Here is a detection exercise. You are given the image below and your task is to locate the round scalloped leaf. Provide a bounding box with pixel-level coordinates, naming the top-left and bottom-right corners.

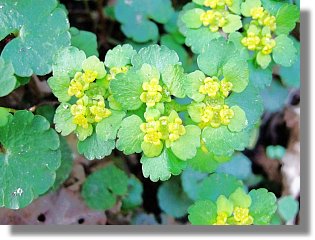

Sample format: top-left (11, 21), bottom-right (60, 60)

top-left (95, 111), bottom-right (126, 141)
top-left (81, 164), bottom-right (129, 210)
top-left (188, 200), bottom-right (217, 225)
top-left (47, 75), bottom-right (71, 103)
top-left (197, 173), bottom-right (243, 201)
top-left (52, 46), bottom-right (86, 78)
top-left (277, 196), bottom-right (299, 222)
top-left (248, 60), bottom-right (272, 89)
top-left (158, 178), bottom-right (193, 218)
top-left (184, 70), bottom-right (206, 102)
top-left (77, 133), bottom-right (115, 160)
top-left (131, 45), bottom-right (180, 73)
top-left (105, 44), bottom-right (137, 68)
top-left (0, 0), bottom-right (70, 76)
top-left (184, 28), bottom-right (222, 54)
top-left (116, 115), bottom-right (144, 155)
top-left (273, 35), bottom-right (297, 67)
top-left (222, 14), bottom-right (242, 33)
top-left (0, 111), bottom-right (61, 209)
top-left (171, 125), bottom-right (201, 160)
top-left (275, 4), bottom-right (300, 35)
top-left (228, 106), bottom-right (248, 132)
top-left (110, 69), bottom-right (144, 111)
top-left (229, 0), bottom-right (242, 14)
top-left (54, 103), bottom-right (77, 136)
top-left (256, 51), bottom-right (272, 69)
top-left (140, 147), bottom-right (187, 182)
top-left (114, 0), bottom-right (174, 42)
top-left (249, 188), bottom-right (277, 225)
top-left (82, 56), bottom-right (106, 79)
top-left (181, 167), bottom-right (208, 201)
top-left (181, 8), bottom-right (204, 29)
top-left (228, 188), bottom-right (252, 208)
top-left (122, 175), bottom-right (143, 211)
top-left (0, 57), bottom-right (17, 97)
top-left (70, 27), bottom-right (99, 57)
top-left (161, 64), bottom-right (186, 98)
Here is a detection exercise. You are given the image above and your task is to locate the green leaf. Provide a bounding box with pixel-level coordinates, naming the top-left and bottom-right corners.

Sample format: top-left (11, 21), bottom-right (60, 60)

top-left (228, 106), bottom-right (248, 132)
top-left (122, 175), bottom-right (143, 211)
top-left (229, 0), bottom-right (242, 14)
top-left (275, 4), bottom-right (300, 35)
top-left (0, 0), bottom-right (70, 76)
top-left (35, 105), bottom-right (55, 125)
top-left (116, 115), bottom-right (144, 155)
top-left (216, 153), bottom-right (252, 180)
top-left (52, 46), bottom-right (86, 77)
top-left (132, 45), bottom-right (180, 73)
top-left (158, 178), bottom-right (192, 218)
top-left (277, 196), bottom-right (299, 222)
top-left (261, 80), bottom-right (288, 113)
top-left (70, 27), bottom-right (99, 57)
top-left (95, 111), bottom-right (126, 141)
top-left (273, 35), bottom-right (297, 67)
top-left (0, 111), bottom-right (61, 209)
top-left (222, 14), bottom-right (242, 33)
top-left (188, 200), bottom-right (217, 225)
top-left (105, 44), bottom-right (137, 68)
top-left (184, 28), bottom-right (221, 54)
top-left (75, 125), bottom-right (93, 141)
top-left (47, 75), bottom-right (71, 102)
top-left (0, 57), bottom-right (17, 97)
top-left (114, 0), bottom-right (174, 42)
top-left (181, 8), bottom-right (204, 29)
top-left (197, 173), bottom-right (243, 201)
top-left (184, 70), bottom-right (206, 102)
top-left (249, 188), bottom-right (277, 225)
top-left (181, 167), bottom-right (208, 201)
top-left (77, 133), bottom-right (115, 160)
top-left (171, 125), bottom-right (201, 160)
top-left (0, 108), bottom-right (10, 127)
top-left (256, 51), bottom-right (272, 69)
top-left (110, 69), bottom-right (144, 111)
top-left (228, 188), bottom-right (252, 208)
top-left (52, 136), bottom-right (74, 191)
top-left (241, 0), bottom-right (262, 17)
top-left (54, 103), bottom-right (77, 136)
top-left (81, 164), bottom-right (129, 210)
top-left (140, 147), bottom-right (187, 182)
top-left (228, 32), bottom-right (250, 59)
top-left (192, 0), bottom-right (205, 5)
top-left (161, 64), bottom-right (185, 98)
top-left (223, 57), bottom-right (249, 93)
top-left (248, 60), bottom-right (273, 89)
top-left (82, 56), bottom-right (106, 79)
top-left (279, 49), bottom-right (300, 88)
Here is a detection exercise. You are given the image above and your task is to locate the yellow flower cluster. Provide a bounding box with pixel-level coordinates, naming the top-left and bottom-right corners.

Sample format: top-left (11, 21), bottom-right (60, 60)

top-left (140, 78), bottom-right (163, 107)
top-left (250, 7), bottom-right (276, 31)
top-left (140, 114), bottom-right (186, 147)
top-left (204, 0), bottom-right (233, 9)
top-left (214, 207), bottom-right (254, 225)
top-left (70, 95), bottom-right (111, 129)
top-left (199, 77), bottom-right (233, 98)
top-left (241, 32), bottom-right (276, 55)
top-left (200, 10), bottom-right (228, 32)
top-left (200, 104), bottom-right (234, 128)
top-left (106, 66), bottom-right (129, 81)
top-left (68, 70), bottom-right (98, 98)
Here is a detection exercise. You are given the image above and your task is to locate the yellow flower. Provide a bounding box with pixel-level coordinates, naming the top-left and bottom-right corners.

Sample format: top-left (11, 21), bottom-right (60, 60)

top-left (140, 78), bottom-right (163, 107)
top-left (73, 114), bottom-right (89, 129)
top-left (250, 7), bottom-right (264, 19)
top-left (214, 212), bottom-right (229, 225)
top-left (199, 77), bottom-right (220, 97)
top-left (200, 105), bottom-right (234, 128)
top-left (250, 7), bottom-right (276, 31)
top-left (106, 66), bottom-right (129, 81)
top-left (140, 117), bottom-right (163, 145)
top-left (220, 79), bottom-right (233, 97)
top-left (204, 0), bottom-right (233, 8)
top-left (82, 69), bottom-right (98, 83)
top-left (260, 34), bottom-right (276, 55)
top-left (233, 207), bottom-right (254, 225)
top-left (200, 10), bottom-right (227, 32)
top-left (241, 32), bottom-right (261, 51)
top-left (220, 105), bottom-right (234, 125)
top-left (168, 117), bottom-right (186, 142)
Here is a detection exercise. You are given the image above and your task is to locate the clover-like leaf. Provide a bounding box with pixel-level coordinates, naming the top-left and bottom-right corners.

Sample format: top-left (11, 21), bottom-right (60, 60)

top-left (157, 178), bottom-right (192, 218)
top-left (81, 164), bottom-right (129, 210)
top-left (275, 4), bottom-right (300, 35)
top-left (273, 35), bottom-right (297, 67)
top-left (0, 111), bottom-right (61, 209)
top-left (122, 175), bottom-right (143, 211)
top-left (171, 125), bottom-right (201, 160)
top-left (0, 0), bottom-right (70, 76)
top-left (54, 103), bottom-right (77, 136)
top-left (114, 0), bottom-right (174, 42)
top-left (131, 45), bottom-right (180, 72)
top-left (0, 57), bottom-right (17, 97)
top-left (77, 133), bottom-right (115, 160)
top-left (116, 115), bottom-right (144, 155)
top-left (197, 173), bottom-right (243, 201)
top-left (140, 147), bottom-right (186, 182)
top-left (105, 44), bottom-right (137, 68)
top-left (277, 196), bottom-right (299, 222)
top-left (188, 200), bottom-right (217, 225)
top-left (249, 188), bottom-right (277, 225)
top-left (161, 64), bottom-right (186, 98)
top-left (70, 27), bottom-right (99, 57)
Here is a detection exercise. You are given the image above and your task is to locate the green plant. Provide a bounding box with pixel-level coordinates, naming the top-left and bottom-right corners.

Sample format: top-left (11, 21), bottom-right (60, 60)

top-left (0, 0), bottom-right (300, 226)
